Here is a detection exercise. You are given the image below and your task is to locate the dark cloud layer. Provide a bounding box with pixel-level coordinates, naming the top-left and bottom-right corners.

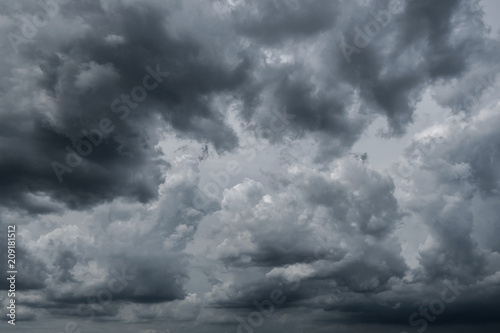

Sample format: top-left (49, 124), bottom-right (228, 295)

top-left (1, 0), bottom-right (500, 332)
top-left (2, 0), bottom-right (498, 213)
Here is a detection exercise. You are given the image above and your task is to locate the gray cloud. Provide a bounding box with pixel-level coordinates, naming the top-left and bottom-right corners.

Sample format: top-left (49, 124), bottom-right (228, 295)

top-left (1, 0), bottom-right (500, 332)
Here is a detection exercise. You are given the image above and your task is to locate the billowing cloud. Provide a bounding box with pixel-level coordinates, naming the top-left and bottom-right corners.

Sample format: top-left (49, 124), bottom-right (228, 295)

top-left (1, 0), bottom-right (500, 332)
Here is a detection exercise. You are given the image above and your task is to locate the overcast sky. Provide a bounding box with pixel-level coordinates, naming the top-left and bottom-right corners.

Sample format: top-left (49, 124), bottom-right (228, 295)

top-left (1, 0), bottom-right (500, 332)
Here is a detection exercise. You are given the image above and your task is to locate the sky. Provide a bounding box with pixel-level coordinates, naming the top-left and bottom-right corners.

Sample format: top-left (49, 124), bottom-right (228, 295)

top-left (1, 0), bottom-right (500, 332)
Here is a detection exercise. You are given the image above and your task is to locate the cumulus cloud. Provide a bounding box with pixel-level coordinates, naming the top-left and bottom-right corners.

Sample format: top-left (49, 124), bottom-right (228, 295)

top-left (392, 104), bottom-right (500, 284)
top-left (198, 158), bottom-right (407, 311)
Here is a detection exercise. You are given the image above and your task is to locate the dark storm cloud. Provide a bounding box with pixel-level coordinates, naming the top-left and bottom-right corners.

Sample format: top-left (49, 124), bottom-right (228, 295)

top-left (0, 0), bottom-right (250, 214)
top-left (1, 0), bottom-right (500, 332)
top-left (12, 228), bottom-right (191, 319)
top-left (45, 254), bottom-right (188, 305)
top-left (0, 115), bottom-right (167, 213)
top-left (1, 0), bottom-right (498, 213)
top-left (4, 156), bottom-right (214, 320)
top-left (37, 0), bottom-right (245, 152)
top-left (319, 281), bottom-right (500, 327)
top-left (232, 0), bottom-right (339, 44)
top-left (332, 0), bottom-right (499, 135)
top-left (218, 0), bottom-right (500, 163)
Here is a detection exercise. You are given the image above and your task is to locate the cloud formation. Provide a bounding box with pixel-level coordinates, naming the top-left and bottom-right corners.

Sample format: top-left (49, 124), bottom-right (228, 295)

top-left (1, 0), bottom-right (500, 332)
